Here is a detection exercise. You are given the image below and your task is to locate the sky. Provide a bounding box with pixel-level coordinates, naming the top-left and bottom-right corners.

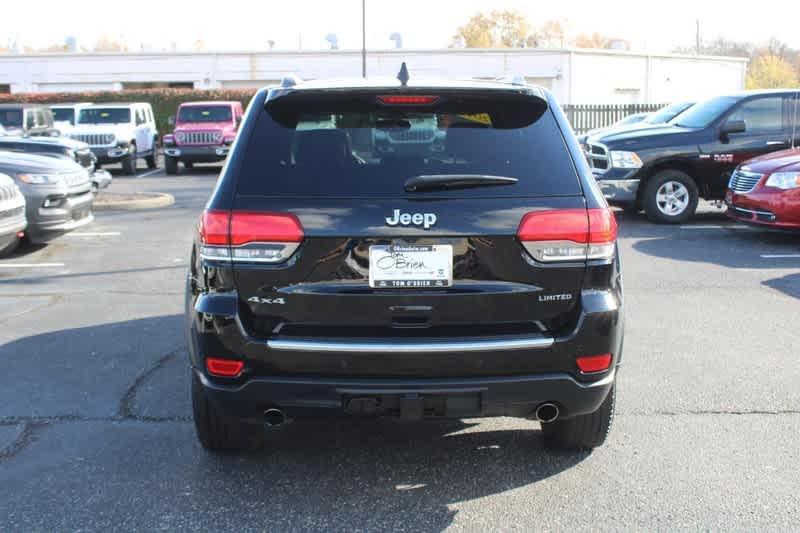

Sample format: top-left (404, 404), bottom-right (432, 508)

top-left (3, 0), bottom-right (800, 53)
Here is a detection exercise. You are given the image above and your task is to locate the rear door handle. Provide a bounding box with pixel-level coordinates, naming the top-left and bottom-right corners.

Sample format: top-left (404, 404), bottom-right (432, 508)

top-left (766, 140), bottom-right (788, 146)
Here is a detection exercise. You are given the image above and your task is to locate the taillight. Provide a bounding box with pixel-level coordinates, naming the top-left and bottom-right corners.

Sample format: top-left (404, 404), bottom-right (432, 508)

top-left (517, 208), bottom-right (617, 263)
top-left (206, 357), bottom-right (244, 378)
top-left (199, 210), bottom-right (303, 263)
top-left (377, 95), bottom-right (440, 105)
top-left (576, 353), bottom-right (612, 373)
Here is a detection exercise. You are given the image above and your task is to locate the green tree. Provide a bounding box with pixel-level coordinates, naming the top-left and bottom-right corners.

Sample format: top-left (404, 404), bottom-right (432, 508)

top-left (451, 10), bottom-right (535, 48)
top-left (746, 55), bottom-right (799, 89)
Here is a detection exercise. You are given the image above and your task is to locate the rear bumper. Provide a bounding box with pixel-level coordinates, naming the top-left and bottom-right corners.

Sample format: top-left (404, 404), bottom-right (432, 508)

top-left (188, 288), bottom-right (623, 422)
top-left (165, 145), bottom-right (229, 162)
top-left (195, 366), bottom-right (617, 423)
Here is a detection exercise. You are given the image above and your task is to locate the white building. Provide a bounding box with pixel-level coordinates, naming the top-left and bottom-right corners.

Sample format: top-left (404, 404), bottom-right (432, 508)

top-left (0, 48), bottom-right (748, 105)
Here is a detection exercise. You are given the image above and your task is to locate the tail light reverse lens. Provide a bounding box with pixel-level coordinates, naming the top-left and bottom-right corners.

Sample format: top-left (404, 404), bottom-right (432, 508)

top-left (199, 210), bottom-right (303, 263)
top-left (517, 208), bottom-right (617, 263)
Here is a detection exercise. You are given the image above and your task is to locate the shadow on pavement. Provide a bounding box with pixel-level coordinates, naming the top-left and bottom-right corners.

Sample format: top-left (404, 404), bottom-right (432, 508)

top-left (0, 315), bottom-right (185, 418)
top-left (1, 311), bottom-right (590, 530)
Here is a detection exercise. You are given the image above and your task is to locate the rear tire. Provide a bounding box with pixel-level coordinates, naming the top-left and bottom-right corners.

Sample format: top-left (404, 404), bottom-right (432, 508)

top-left (642, 170), bottom-right (699, 224)
top-left (121, 144), bottom-right (137, 175)
top-left (542, 385), bottom-right (615, 450)
top-left (165, 155), bottom-right (179, 175)
top-left (191, 372), bottom-right (263, 452)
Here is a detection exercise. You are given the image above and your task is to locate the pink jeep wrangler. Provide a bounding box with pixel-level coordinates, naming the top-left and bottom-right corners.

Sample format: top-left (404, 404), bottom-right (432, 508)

top-left (163, 101), bottom-right (243, 174)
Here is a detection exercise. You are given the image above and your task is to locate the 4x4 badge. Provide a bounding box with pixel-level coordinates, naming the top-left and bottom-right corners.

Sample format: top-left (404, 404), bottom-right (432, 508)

top-left (247, 296), bottom-right (286, 305)
top-left (385, 209), bottom-right (437, 230)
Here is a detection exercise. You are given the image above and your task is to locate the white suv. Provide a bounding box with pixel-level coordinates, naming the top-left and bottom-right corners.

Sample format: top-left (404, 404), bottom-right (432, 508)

top-left (68, 103), bottom-right (158, 175)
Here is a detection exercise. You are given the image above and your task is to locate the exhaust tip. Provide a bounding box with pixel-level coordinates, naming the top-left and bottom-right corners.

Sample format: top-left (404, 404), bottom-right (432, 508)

top-left (263, 408), bottom-right (285, 427)
top-left (534, 403), bottom-right (559, 423)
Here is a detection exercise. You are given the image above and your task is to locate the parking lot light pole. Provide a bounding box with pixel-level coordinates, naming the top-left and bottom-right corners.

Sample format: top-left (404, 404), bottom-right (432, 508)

top-left (362, 0), bottom-right (366, 78)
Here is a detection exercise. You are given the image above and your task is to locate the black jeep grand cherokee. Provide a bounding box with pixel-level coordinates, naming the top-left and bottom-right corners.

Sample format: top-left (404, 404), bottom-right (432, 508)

top-left (186, 72), bottom-right (623, 451)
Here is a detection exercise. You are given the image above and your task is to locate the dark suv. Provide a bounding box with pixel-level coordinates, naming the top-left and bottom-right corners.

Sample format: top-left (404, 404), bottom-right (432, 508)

top-left (186, 72), bottom-right (623, 452)
top-left (587, 90), bottom-right (800, 223)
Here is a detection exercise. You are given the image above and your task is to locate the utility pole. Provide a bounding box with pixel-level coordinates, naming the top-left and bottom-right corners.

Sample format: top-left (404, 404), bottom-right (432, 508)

top-left (361, 0), bottom-right (367, 78)
top-left (695, 19), bottom-right (701, 54)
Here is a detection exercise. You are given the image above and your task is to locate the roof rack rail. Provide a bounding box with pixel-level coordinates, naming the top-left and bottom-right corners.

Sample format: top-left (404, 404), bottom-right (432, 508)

top-left (280, 74), bottom-right (303, 88)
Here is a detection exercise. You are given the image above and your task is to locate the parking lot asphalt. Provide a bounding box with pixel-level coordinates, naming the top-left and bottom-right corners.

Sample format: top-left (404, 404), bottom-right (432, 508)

top-left (1, 162), bottom-right (799, 531)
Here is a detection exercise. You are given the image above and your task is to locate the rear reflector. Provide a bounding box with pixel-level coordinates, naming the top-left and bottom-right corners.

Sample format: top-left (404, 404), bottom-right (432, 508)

top-left (206, 357), bottom-right (244, 378)
top-left (199, 210), bottom-right (304, 264)
top-left (377, 95), bottom-right (440, 105)
top-left (517, 208), bottom-right (617, 263)
top-left (576, 353), bottom-right (612, 373)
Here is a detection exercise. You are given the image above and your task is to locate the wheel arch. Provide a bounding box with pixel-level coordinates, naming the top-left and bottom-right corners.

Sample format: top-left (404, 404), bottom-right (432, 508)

top-left (636, 160), bottom-right (699, 206)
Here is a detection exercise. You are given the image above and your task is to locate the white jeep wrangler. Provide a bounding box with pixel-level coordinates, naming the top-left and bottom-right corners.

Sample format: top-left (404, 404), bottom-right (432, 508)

top-left (68, 103), bottom-right (158, 175)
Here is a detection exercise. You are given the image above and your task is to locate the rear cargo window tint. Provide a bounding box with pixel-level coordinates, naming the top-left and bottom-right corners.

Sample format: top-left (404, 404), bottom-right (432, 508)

top-left (237, 102), bottom-right (580, 197)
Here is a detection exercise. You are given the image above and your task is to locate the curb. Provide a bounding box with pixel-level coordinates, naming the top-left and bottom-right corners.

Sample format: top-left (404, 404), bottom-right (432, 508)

top-left (93, 192), bottom-right (175, 211)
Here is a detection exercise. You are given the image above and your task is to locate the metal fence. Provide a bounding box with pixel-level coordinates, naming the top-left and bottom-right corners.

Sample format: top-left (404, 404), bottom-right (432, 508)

top-left (564, 104), bottom-right (663, 134)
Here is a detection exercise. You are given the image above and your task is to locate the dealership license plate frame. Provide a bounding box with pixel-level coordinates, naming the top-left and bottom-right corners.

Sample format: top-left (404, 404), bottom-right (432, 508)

top-left (369, 244), bottom-right (453, 289)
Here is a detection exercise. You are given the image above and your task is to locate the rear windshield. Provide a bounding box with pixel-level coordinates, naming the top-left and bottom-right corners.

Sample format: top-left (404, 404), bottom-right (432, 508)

top-left (236, 97), bottom-right (581, 197)
top-left (78, 108), bottom-right (131, 124)
top-left (178, 105), bottom-right (233, 123)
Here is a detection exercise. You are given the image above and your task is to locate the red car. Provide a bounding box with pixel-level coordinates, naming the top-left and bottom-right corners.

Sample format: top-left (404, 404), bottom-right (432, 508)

top-left (726, 148), bottom-right (800, 229)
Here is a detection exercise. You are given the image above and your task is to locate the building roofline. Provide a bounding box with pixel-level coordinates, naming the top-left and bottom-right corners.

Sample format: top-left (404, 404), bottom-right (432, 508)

top-left (0, 47), bottom-right (750, 63)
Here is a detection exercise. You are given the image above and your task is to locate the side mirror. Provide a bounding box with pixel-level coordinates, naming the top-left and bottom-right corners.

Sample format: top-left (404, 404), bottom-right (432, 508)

top-left (168, 115), bottom-right (176, 126)
top-left (721, 119), bottom-right (746, 137)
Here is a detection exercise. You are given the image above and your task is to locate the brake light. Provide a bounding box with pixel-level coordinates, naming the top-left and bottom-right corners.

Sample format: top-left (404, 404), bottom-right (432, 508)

top-left (206, 357), bottom-right (244, 378)
top-left (517, 208), bottom-right (617, 263)
top-left (199, 210), bottom-right (303, 263)
top-left (377, 95), bottom-right (440, 105)
top-left (576, 353), bottom-right (612, 373)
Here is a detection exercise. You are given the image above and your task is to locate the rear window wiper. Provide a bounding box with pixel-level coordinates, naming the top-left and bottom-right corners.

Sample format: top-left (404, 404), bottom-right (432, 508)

top-left (404, 174), bottom-right (518, 192)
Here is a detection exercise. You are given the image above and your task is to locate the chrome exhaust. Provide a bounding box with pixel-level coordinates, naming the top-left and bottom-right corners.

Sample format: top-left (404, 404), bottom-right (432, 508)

top-left (534, 403), bottom-right (559, 423)
top-left (263, 408), bottom-right (285, 427)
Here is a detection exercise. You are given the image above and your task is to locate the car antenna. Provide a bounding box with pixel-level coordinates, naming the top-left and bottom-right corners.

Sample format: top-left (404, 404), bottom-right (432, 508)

top-left (397, 62), bottom-right (410, 87)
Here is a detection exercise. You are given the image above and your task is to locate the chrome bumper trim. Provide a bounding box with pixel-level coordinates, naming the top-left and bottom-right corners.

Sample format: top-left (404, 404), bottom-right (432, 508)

top-left (267, 335), bottom-right (555, 354)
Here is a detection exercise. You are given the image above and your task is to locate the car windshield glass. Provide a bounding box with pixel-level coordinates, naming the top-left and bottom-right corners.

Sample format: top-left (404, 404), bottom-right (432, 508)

top-left (671, 96), bottom-right (737, 128)
top-left (178, 106), bottom-right (233, 123)
top-left (78, 108), bottom-right (131, 124)
top-left (236, 97), bottom-right (581, 198)
top-left (645, 102), bottom-right (693, 124)
top-left (52, 108), bottom-right (75, 125)
top-left (0, 110), bottom-right (23, 128)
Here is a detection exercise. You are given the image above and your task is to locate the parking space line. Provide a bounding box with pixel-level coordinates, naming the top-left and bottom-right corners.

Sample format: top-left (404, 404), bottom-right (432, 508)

top-left (0, 263), bottom-right (65, 268)
top-left (679, 225), bottom-right (752, 230)
top-left (760, 254), bottom-right (800, 259)
top-left (136, 169), bottom-right (162, 178)
top-left (66, 232), bottom-right (122, 237)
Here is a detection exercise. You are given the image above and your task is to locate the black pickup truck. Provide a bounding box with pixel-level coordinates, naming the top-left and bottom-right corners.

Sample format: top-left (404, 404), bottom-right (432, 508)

top-left (587, 90), bottom-right (800, 223)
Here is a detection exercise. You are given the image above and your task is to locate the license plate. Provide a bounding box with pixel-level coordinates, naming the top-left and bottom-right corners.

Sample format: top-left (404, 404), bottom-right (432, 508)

top-left (369, 244), bottom-right (452, 288)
